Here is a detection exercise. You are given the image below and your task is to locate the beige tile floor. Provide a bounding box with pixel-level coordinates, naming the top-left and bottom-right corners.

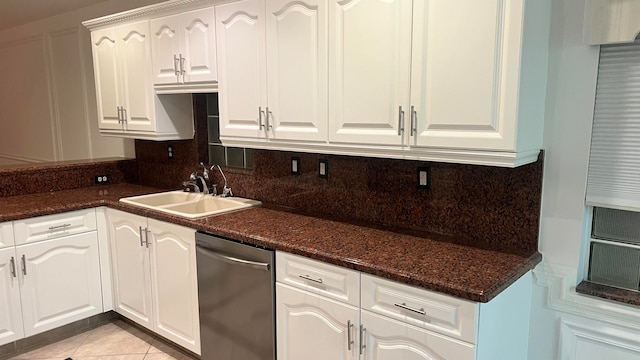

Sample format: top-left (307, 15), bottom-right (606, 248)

top-left (9, 320), bottom-right (197, 360)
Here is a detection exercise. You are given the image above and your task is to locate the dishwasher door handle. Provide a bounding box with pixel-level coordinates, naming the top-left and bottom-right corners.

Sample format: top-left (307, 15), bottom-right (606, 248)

top-left (197, 246), bottom-right (271, 271)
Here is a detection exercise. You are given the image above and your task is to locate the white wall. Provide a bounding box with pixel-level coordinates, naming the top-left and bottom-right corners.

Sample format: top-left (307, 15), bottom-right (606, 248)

top-left (530, 0), bottom-right (640, 359)
top-left (0, 0), bottom-right (166, 163)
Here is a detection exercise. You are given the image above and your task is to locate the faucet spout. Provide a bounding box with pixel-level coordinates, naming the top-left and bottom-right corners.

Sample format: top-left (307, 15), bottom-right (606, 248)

top-left (210, 164), bottom-right (232, 197)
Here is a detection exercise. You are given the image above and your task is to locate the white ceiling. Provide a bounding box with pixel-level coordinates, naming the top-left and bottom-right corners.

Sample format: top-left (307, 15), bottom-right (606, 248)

top-left (0, 0), bottom-right (112, 31)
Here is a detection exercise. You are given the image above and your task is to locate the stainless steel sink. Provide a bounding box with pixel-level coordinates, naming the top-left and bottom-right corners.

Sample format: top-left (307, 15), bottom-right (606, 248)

top-left (120, 191), bottom-right (260, 219)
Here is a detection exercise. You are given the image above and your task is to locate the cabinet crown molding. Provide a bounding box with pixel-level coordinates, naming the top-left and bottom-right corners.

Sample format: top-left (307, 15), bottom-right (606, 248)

top-left (82, 0), bottom-right (213, 29)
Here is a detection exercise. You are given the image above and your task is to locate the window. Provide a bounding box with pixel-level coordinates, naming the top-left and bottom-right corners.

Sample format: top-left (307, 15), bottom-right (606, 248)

top-left (584, 37), bottom-right (640, 291)
top-left (206, 94), bottom-right (253, 168)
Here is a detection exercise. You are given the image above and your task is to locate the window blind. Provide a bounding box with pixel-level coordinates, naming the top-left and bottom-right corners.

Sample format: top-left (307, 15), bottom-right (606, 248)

top-left (586, 38), bottom-right (640, 211)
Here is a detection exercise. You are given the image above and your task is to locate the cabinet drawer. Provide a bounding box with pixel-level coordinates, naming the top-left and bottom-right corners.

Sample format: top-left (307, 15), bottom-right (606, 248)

top-left (0, 222), bottom-right (14, 249)
top-left (276, 252), bottom-right (360, 306)
top-left (13, 209), bottom-right (97, 245)
top-left (361, 274), bottom-right (478, 344)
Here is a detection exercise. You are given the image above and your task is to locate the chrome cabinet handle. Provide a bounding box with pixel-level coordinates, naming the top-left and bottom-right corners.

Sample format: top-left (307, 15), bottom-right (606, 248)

top-left (394, 302), bottom-right (426, 316)
top-left (144, 228), bottom-right (150, 248)
top-left (398, 106), bottom-right (405, 136)
top-left (258, 107), bottom-right (265, 130)
top-left (121, 108), bottom-right (127, 122)
top-left (139, 226), bottom-right (144, 247)
top-left (49, 223), bottom-right (71, 230)
top-left (21, 255), bottom-right (26, 276)
top-left (9, 257), bottom-right (16, 278)
top-left (266, 107), bottom-right (273, 130)
top-left (410, 105), bottom-right (417, 136)
top-left (179, 54), bottom-right (185, 75)
top-left (299, 274), bottom-right (323, 284)
top-left (347, 320), bottom-right (354, 350)
top-left (173, 54), bottom-right (180, 76)
top-left (359, 324), bottom-right (366, 355)
top-left (117, 106), bottom-right (122, 123)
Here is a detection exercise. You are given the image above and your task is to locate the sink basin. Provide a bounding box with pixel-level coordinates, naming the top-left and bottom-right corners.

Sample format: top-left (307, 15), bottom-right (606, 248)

top-left (120, 191), bottom-right (260, 219)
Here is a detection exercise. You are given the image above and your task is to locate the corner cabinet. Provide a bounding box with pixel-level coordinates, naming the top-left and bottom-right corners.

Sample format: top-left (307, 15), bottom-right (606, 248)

top-left (106, 209), bottom-right (200, 355)
top-left (84, 4), bottom-right (206, 141)
top-left (219, 0), bottom-right (551, 167)
top-left (0, 210), bottom-right (104, 347)
top-left (276, 251), bottom-right (533, 360)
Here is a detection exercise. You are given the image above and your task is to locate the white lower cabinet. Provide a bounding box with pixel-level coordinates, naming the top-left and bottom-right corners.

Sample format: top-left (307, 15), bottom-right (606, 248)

top-left (276, 283), bottom-right (359, 360)
top-left (276, 252), bottom-right (532, 360)
top-left (107, 209), bottom-right (200, 355)
top-left (361, 310), bottom-right (474, 360)
top-left (0, 210), bottom-right (104, 347)
top-left (19, 233), bottom-right (102, 337)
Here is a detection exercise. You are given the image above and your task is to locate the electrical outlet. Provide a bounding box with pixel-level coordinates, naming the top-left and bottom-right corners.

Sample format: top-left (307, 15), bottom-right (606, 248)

top-left (291, 157), bottom-right (301, 175)
top-left (417, 167), bottom-right (430, 189)
top-left (94, 174), bottom-right (110, 185)
top-left (318, 159), bottom-right (328, 178)
top-left (168, 145), bottom-right (174, 159)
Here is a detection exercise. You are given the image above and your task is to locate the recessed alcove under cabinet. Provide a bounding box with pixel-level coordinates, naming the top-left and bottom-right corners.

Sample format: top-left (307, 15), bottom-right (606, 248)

top-left (276, 251), bottom-right (533, 360)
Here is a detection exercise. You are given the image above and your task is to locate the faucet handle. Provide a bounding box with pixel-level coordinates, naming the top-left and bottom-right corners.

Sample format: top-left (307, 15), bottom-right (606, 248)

top-left (200, 162), bottom-right (209, 180)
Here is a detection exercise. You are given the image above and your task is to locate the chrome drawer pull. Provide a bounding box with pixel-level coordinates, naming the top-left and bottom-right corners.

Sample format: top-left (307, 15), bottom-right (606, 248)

top-left (299, 274), bottom-right (323, 284)
top-left (347, 320), bottom-right (354, 350)
top-left (139, 226), bottom-right (144, 247)
top-left (410, 105), bottom-right (417, 136)
top-left (9, 257), bottom-right (16, 278)
top-left (48, 223), bottom-right (71, 230)
top-left (394, 302), bottom-right (426, 316)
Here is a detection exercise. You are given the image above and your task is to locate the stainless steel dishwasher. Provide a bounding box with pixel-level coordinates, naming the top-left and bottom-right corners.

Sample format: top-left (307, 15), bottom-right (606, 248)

top-left (195, 231), bottom-right (275, 360)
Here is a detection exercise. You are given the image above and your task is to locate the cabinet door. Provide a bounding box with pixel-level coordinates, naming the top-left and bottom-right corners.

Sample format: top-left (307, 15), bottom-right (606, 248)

top-left (328, 0), bottom-right (413, 146)
top-left (118, 21), bottom-right (156, 132)
top-left (107, 210), bottom-right (153, 330)
top-left (216, 0), bottom-right (268, 139)
top-left (0, 247), bottom-right (23, 346)
top-left (148, 219), bottom-right (200, 355)
top-left (19, 232), bottom-right (102, 337)
top-left (181, 7), bottom-right (217, 84)
top-left (90, 28), bottom-right (122, 131)
top-left (265, 0), bottom-right (327, 142)
top-left (361, 310), bottom-right (475, 360)
top-left (0, 222), bottom-right (14, 249)
top-left (411, 0), bottom-right (519, 151)
top-left (150, 15), bottom-right (182, 85)
top-left (277, 283), bottom-right (358, 360)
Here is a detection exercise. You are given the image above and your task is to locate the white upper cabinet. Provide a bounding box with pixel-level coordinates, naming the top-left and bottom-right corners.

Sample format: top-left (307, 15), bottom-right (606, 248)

top-left (218, 0), bottom-right (549, 167)
top-left (151, 7), bottom-right (217, 89)
top-left (265, 0), bottom-right (328, 142)
top-left (328, 0), bottom-right (413, 146)
top-left (91, 27), bottom-right (122, 132)
top-left (217, 0), bottom-right (327, 143)
top-left (216, 0), bottom-right (268, 139)
top-left (410, 0), bottom-right (547, 163)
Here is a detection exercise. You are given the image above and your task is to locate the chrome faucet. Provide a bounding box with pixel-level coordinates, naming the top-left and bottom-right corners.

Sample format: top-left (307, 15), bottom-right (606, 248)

top-left (184, 163), bottom-right (210, 194)
top-left (210, 164), bottom-right (232, 197)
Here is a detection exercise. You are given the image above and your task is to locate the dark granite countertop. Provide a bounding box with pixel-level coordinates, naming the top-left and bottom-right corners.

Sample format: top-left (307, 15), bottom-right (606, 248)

top-left (0, 183), bottom-right (541, 303)
top-left (577, 281), bottom-right (640, 306)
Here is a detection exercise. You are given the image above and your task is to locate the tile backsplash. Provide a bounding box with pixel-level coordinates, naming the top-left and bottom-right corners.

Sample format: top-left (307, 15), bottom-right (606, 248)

top-left (134, 95), bottom-right (543, 256)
